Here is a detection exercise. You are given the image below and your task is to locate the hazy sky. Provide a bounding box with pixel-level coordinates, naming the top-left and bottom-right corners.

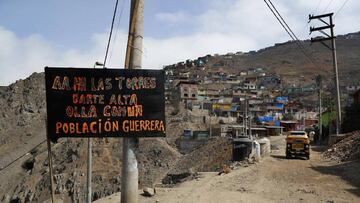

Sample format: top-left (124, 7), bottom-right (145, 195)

top-left (0, 0), bottom-right (358, 85)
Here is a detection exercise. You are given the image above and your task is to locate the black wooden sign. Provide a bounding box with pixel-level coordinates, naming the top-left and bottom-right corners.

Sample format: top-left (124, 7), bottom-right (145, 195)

top-left (45, 67), bottom-right (165, 142)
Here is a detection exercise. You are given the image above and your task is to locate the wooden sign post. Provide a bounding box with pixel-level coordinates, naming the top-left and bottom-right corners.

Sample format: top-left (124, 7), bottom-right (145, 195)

top-left (46, 127), bottom-right (55, 203)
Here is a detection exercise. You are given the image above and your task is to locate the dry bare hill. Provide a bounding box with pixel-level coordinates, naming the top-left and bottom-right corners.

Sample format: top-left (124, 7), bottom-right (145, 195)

top-left (0, 73), bottom-right (214, 202)
top-left (0, 73), bottom-right (46, 169)
top-left (1, 31), bottom-right (360, 202)
top-left (0, 73), bottom-right (181, 202)
top-left (186, 31), bottom-right (360, 88)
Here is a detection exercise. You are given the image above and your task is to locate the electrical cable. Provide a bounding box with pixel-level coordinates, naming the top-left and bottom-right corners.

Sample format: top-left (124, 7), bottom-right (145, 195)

top-left (103, 0), bottom-right (120, 68)
top-left (270, 0), bottom-right (320, 67)
top-left (334, 0), bottom-right (351, 18)
top-left (267, 0), bottom-right (314, 55)
top-left (267, 0), bottom-right (299, 41)
top-left (322, 0), bottom-right (334, 13)
top-left (0, 139), bottom-right (46, 172)
top-left (299, 0), bottom-right (322, 37)
top-left (301, 0), bottom-right (322, 36)
top-left (108, 0), bottom-right (126, 64)
top-left (263, 0), bottom-right (295, 41)
top-left (313, 0), bottom-right (323, 15)
top-left (264, 0), bottom-right (319, 68)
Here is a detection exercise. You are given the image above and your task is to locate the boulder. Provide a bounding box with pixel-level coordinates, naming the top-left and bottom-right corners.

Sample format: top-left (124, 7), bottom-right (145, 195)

top-left (142, 187), bottom-right (156, 197)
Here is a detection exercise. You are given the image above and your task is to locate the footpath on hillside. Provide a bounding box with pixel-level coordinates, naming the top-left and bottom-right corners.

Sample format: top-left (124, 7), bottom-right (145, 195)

top-left (96, 135), bottom-right (360, 203)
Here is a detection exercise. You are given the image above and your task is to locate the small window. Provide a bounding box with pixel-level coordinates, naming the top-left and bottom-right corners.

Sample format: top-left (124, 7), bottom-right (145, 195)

top-left (192, 94), bottom-right (196, 97)
top-left (184, 94), bottom-right (188, 97)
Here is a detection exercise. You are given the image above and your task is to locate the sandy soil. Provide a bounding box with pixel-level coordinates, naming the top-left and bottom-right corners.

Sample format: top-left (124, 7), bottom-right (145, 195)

top-left (96, 136), bottom-right (360, 203)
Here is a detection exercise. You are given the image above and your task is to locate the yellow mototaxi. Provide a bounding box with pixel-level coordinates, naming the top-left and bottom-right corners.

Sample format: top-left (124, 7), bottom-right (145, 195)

top-left (285, 131), bottom-right (310, 159)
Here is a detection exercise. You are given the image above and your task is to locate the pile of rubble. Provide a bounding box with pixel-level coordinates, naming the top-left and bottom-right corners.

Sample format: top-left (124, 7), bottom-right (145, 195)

top-left (162, 137), bottom-right (232, 185)
top-left (324, 131), bottom-right (360, 162)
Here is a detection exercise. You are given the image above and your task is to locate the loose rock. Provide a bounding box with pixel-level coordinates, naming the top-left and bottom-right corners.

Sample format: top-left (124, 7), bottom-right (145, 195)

top-left (142, 187), bottom-right (156, 197)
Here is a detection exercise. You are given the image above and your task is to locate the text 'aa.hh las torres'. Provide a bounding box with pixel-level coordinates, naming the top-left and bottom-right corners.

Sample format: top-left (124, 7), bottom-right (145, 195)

top-left (45, 67), bottom-right (166, 142)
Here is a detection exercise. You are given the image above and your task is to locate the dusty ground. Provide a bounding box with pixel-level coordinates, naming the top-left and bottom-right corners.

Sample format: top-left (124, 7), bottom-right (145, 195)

top-left (96, 135), bottom-right (360, 203)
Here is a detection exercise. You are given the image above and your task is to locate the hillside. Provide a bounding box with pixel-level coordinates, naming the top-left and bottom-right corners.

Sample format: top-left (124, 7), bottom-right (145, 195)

top-left (0, 73), bottom-right (173, 202)
top-left (167, 31), bottom-right (360, 89)
top-left (0, 73), bottom-right (214, 202)
top-left (1, 31), bottom-right (360, 202)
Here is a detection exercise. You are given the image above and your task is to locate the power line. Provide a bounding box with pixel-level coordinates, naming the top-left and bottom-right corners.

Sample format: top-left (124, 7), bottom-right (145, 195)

top-left (0, 139), bottom-right (46, 172)
top-left (322, 0), bottom-right (334, 13)
top-left (0, 138), bottom-right (119, 173)
top-left (267, 0), bottom-right (299, 41)
top-left (264, 0), bottom-right (319, 68)
top-left (313, 0), bottom-right (323, 15)
top-left (299, 0), bottom-right (322, 36)
top-left (265, 0), bottom-right (297, 40)
top-left (263, 0), bottom-right (295, 41)
top-left (267, 1), bottom-right (309, 47)
top-left (301, 0), bottom-right (322, 36)
top-left (103, 0), bottom-right (120, 68)
top-left (334, 0), bottom-right (351, 18)
top-left (268, 0), bottom-right (319, 67)
top-left (108, 0), bottom-right (126, 65)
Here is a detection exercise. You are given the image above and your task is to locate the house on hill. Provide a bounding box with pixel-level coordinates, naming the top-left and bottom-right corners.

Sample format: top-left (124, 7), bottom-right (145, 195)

top-left (243, 82), bottom-right (257, 90)
top-left (198, 88), bottom-right (220, 99)
top-left (259, 75), bottom-right (281, 87)
top-left (176, 81), bottom-right (198, 102)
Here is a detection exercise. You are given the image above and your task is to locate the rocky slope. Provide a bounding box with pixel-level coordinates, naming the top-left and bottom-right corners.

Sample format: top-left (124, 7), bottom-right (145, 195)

top-left (0, 72), bottom-right (46, 169)
top-left (168, 31), bottom-right (360, 90)
top-left (0, 73), bottom-right (213, 202)
top-left (2, 31), bottom-right (360, 202)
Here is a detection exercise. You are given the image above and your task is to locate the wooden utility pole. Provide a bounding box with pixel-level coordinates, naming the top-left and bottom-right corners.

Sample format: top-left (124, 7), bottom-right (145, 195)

top-left (121, 0), bottom-right (143, 203)
top-left (209, 113), bottom-right (212, 138)
top-left (86, 137), bottom-right (92, 203)
top-left (86, 62), bottom-right (104, 203)
top-left (244, 99), bottom-right (248, 136)
top-left (309, 13), bottom-right (342, 135)
top-left (249, 106), bottom-right (252, 139)
top-left (46, 136), bottom-right (55, 203)
top-left (316, 75), bottom-right (323, 143)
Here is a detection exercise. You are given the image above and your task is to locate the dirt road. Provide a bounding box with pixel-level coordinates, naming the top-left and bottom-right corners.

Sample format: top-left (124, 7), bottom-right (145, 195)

top-left (97, 136), bottom-right (360, 203)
